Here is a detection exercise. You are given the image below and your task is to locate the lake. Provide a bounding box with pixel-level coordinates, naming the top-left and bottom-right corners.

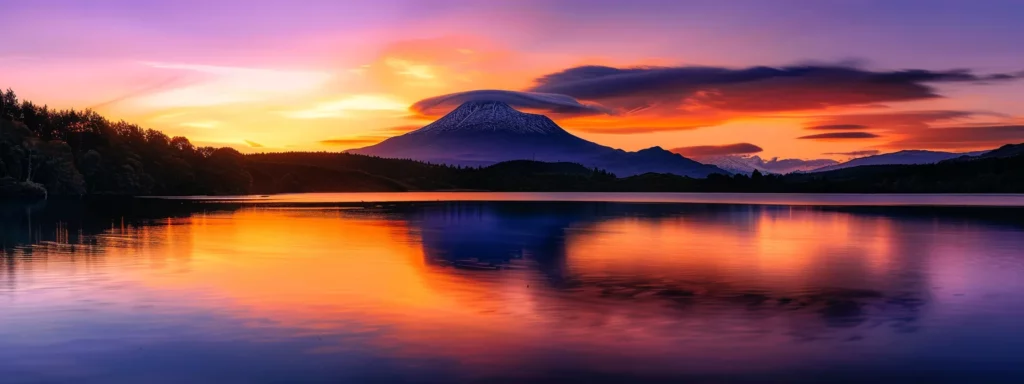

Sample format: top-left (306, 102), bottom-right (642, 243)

top-left (2, 193), bottom-right (1024, 383)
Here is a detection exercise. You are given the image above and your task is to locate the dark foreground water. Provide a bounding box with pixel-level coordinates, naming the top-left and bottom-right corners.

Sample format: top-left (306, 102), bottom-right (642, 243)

top-left (2, 194), bottom-right (1024, 383)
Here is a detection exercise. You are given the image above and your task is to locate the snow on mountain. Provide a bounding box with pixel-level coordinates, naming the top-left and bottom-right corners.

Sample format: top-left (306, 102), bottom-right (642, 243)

top-left (697, 155), bottom-right (838, 175)
top-left (411, 100), bottom-right (566, 136)
top-left (348, 101), bottom-right (727, 178)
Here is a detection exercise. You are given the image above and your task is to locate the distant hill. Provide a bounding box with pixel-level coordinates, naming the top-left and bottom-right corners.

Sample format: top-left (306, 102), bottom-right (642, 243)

top-left (479, 160), bottom-right (596, 175)
top-left (808, 150), bottom-right (979, 172)
top-left (976, 143), bottom-right (1024, 159)
top-left (348, 101), bottom-right (727, 178)
top-left (246, 152), bottom-right (461, 192)
top-left (241, 147), bottom-right (1024, 194)
top-left (783, 151), bottom-right (1024, 193)
top-left (245, 154), bottom-right (616, 193)
top-left (247, 162), bottom-right (409, 193)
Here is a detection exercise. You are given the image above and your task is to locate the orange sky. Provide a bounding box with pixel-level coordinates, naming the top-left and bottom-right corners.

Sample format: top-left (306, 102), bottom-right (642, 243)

top-left (2, 1), bottom-right (1022, 160)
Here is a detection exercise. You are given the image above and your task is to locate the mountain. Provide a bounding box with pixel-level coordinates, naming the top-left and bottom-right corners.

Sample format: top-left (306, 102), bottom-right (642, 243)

top-left (976, 143), bottom-right (1024, 159)
top-left (808, 150), bottom-right (977, 173)
top-left (348, 101), bottom-right (726, 178)
top-left (698, 155), bottom-right (838, 175)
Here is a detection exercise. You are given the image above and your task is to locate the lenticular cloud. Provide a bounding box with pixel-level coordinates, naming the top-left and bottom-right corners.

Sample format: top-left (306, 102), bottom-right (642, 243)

top-left (410, 89), bottom-right (613, 117)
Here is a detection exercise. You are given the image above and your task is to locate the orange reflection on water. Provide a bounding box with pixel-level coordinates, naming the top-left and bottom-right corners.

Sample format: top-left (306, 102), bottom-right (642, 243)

top-left (118, 206), bottom-right (910, 374)
top-left (567, 208), bottom-right (896, 292)
top-left (130, 208), bottom-right (561, 370)
top-left (4, 200), bottom-right (1024, 382)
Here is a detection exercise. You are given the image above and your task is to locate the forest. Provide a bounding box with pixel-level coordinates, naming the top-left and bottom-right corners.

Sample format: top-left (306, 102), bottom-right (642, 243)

top-left (2, 88), bottom-right (1023, 199)
top-left (1, 89), bottom-right (251, 198)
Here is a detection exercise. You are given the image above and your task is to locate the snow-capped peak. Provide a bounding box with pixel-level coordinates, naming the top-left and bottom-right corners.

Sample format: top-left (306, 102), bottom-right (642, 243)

top-left (409, 101), bottom-right (567, 136)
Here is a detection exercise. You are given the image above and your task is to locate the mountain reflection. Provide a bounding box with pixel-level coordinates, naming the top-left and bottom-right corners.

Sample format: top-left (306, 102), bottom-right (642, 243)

top-left (400, 202), bottom-right (939, 334)
top-left (2, 199), bottom-right (1024, 382)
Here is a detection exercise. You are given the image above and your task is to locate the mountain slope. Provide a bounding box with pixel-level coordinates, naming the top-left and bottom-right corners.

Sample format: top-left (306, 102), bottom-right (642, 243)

top-left (808, 150), bottom-right (972, 173)
top-left (977, 143), bottom-right (1024, 159)
top-left (349, 101), bottom-right (726, 178)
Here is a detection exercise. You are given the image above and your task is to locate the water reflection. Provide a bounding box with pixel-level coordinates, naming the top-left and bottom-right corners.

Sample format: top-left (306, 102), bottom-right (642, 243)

top-left (1, 199), bottom-right (1024, 383)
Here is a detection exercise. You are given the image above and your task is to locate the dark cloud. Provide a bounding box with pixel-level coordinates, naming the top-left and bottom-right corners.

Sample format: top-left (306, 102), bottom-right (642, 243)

top-left (411, 89), bottom-right (613, 117)
top-left (807, 124), bottom-right (869, 130)
top-left (808, 111), bottom-right (1024, 149)
top-left (798, 132), bottom-right (881, 140)
top-left (824, 150), bottom-right (881, 157)
top-left (671, 143), bottom-right (763, 157)
top-left (244, 140), bottom-right (264, 148)
top-left (803, 110), bottom-right (976, 131)
top-left (528, 65), bottom-right (1022, 113)
top-left (566, 125), bottom-right (704, 134)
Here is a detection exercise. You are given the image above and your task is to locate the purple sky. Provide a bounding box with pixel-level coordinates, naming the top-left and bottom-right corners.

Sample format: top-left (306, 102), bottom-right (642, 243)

top-left (1, 0), bottom-right (1022, 159)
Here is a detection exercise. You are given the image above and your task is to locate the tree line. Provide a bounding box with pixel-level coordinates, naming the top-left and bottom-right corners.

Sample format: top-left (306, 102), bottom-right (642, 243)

top-left (1, 89), bottom-right (251, 198)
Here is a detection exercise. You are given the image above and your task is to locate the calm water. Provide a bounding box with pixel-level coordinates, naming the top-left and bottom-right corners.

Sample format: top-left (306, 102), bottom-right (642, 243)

top-left (163, 191), bottom-right (1024, 206)
top-left (2, 194), bottom-right (1024, 383)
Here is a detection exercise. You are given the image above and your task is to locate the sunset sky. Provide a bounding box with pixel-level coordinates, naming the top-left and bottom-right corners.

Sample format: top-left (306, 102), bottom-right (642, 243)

top-left (2, 0), bottom-right (1023, 161)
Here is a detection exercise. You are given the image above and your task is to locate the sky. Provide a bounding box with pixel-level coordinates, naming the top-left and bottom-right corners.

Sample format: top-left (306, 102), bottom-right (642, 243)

top-left (1, 0), bottom-right (1023, 161)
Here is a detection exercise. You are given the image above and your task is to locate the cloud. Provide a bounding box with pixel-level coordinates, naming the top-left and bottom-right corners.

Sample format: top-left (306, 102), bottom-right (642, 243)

top-left (179, 121), bottom-right (221, 129)
top-left (244, 140), bottom-right (264, 148)
top-left (823, 150), bottom-right (881, 157)
top-left (886, 125), bottom-right (1024, 149)
top-left (319, 137), bottom-right (387, 147)
top-left (671, 143), bottom-right (763, 157)
top-left (361, 36), bottom-right (527, 93)
top-left (380, 125), bottom-right (422, 134)
top-left (408, 62), bottom-right (1023, 139)
top-left (87, 73), bottom-right (197, 110)
top-left (566, 125), bottom-right (705, 134)
top-left (802, 110), bottom-right (976, 131)
top-left (804, 110), bottom-right (1024, 149)
top-left (285, 94), bottom-right (408, 119)
top-left (807, 124), bottom-right (869, 130)
top-left (384, 58), bottom-right (438, 80)
top-left (798, 132), bottom-right (881, 140)
top-left (410, 89), bottom-right (613, 117)
top-left (528, 65), bottom-right (1022, 113)
top-left (135, 62), bottom-right (332, 108)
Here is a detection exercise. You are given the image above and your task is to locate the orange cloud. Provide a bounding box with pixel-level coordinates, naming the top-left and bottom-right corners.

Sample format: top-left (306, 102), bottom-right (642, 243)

top-left (806, 124), bottom-right (870, 130)
top-left (671, 143), bottom-right (763, 157)
top-left (284, 94), bottom-right (408, 119)
top-left (823, 150), bottom-right (881, 157)
top-left (803, 110), bottom-right (1024, 150)
top-left (885, 125), bottom-right (1024, 149)
top-left (319, 136), bottom-right (387, 148)
top-left (411, 90), bottom-right (611, 118)
top-left (798, 132), bottom-right (881, 140)
top-left (558, 111), bottom-right (735, 134)
top-left (530, 65), bottom-right (1021, 114)
top-left (801, 110), bottom-right (976, 132)
top-left (381, 125), bottom-right (422, 134)
top-left (133, 62), bottom-right (333, 108)
top-left (363, 36), bottom-right (527, 98)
